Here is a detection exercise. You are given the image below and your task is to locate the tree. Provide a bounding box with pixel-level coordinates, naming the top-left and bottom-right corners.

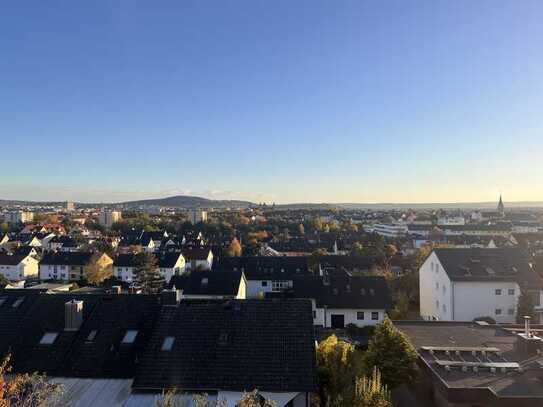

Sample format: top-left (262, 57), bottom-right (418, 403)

top-left (384, 244), bottom-right (397, 259)
top-left (85, 253), bottom-right (112, 285)
top-left (298, 223), bottom-right (305, 236)
top-left (351, 242), bottom-right (365, 257)
top-left (134, 252), bottom-right (161, 293)
top-left (390, 291), bottom-right (410, 320)
top-left (517, 290), bottom-right (536, 323)
top-left (226, 238), bottom-right (242, 257)
top-left (0, 223), bottom-right (8, 234)
top-left (237, 390), bottom-right (276, 407)
top-left (0, 354), bottom-right (63, 406)
top-left (353, 367), bottom-right (391, 407)
top-left (363, 318), bottom-right (418, 389)
top-left (312, 217), bottom-right (324, 232)
top-left (0, 274), bottom-right (9, 287)
top-left (308, 248), bottom-right (328, 272)
top-left (316, 335), bottom-right (364, 406)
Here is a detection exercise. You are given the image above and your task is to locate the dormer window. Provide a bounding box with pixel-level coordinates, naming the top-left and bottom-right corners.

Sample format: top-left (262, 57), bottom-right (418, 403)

top-left (161, 336), bottom-right (175, 351)
top-left (369, 289), bottom-right (375, 296)
top-left (40, 332), bottom-right (58, 345)
top-left (0, 297), bottom-right (7, 307)
top-left (360, 288), bottom-right (366, 295)
top-left (121, 330), bottom-right (138, 344)
top-left (86, 330), bottom-right (98, 342)
top-left (12, 297), bottom-right (24, 308)
top-left (201, 278), bottom-right (209, 285)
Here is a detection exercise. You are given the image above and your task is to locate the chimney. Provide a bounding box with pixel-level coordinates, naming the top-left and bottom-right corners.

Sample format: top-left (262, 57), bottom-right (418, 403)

top-left (111, 285), bottom-right (121, 294)
top-left (65, 300), bottom-right (84, 331)
top-left (515, 316), bottom-right (543, 355)
top-left (161, 288), bottom-right (181, 306)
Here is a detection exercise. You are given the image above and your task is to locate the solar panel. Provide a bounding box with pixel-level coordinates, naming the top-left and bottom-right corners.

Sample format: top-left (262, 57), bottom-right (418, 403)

top-left (422, 346), bottom-right (500, 353)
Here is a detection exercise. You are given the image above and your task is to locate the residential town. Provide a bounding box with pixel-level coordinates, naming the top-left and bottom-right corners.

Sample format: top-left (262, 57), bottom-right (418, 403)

top-left (0, 197), bottom-right (542, 406)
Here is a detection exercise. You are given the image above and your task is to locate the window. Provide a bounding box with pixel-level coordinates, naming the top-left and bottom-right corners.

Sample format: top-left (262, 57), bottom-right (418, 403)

top-left (436, 300), bottom-right (439, 309)
top-left (495, 309), bottom-right (502, 316)
top-left (121, 330), bottom-right (138, 344)
top-left (201, 278), bottom-right (208, 285)
top-left (161, 336), bottom-right (175, 351)
top-left (442, 304), bottom-right (447, 313)
top-left (312, 310), bottom-right (316, 319)
top-left (261, 281), bottom-right (268, 287)
top-left (508, 308), bottom-right (515, 315)
top-left (12, 297), bottom-right (24, 308)
top-left (0, 297), bottom-right (7, 307)
top-left (369, 289), bottom-right (375, 296)
top-left (435, 282), bottom-right (439, 290)
top-left (360, 288), bottom-right (366, 295)
top-left (357, 312), bottom-right (365, 320)
top-left (40, 332), bottom-right (58, 345)
top-left (371, 312), bottom-right (379, 321)
top-left (508, 289), bottom-right (515, 296)
top-left (442, 285), bottom-right (446, 294)
top-left (495, 289), bottom-right (502, 296)
top-left (86, 330), bottom-right (98, 342)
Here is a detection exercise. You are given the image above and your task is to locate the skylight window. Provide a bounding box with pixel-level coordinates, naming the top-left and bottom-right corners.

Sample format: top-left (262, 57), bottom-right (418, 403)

top-left (12, 297), bottom-right (24, 308)
top-left (161, 336), bottom-right (175, 351)
top-left (40, 332), bottom-right (58, 345)
top-left (201, 278), bottom-right (209, 285)
top-left (86, 330), bottom-right (98, 342)
top-left (0, 297), bottom-right (7, 307)
top-left (121, 330), bottom-right (138, 344)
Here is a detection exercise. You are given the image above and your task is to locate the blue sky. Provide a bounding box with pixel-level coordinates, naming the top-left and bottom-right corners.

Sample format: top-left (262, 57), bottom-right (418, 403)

top-left (1, 1), bottom-right (542, 203)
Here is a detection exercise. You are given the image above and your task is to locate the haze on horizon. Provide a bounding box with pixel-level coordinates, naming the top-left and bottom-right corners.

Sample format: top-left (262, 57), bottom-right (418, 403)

top-left (1, 1), bottom-right (542, 204)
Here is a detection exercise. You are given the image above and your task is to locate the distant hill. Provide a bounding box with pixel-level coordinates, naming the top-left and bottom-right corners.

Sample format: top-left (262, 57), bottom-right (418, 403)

top-left (120, 195), bottom-right (254, 209)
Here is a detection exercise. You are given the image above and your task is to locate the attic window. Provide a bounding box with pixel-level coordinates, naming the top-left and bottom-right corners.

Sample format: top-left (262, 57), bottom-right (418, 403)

top-left (0, 297), bottom-right (7, 307)
top-left (369, 289), bottom-right (375, 296)
top-left (360, 288), bottom-right (366, 295)
top-left (12, 297), bottom-right (24, 308)
top-left (346, 285), bottom-right (351, 293)
top-left (121, 330), bottom-right (138, 344)
top-left (332, 288), bottom-right (339, 295)
top-left (218, 332), bottom-right (229, 345)
top-left (201, 278), bottom-right (209, 286)
top-left (86, 330), bottom-right (98, 342)
top-left (161, 336), bottom-right (175, 351)
top-left (40, 332), bottom-right (58, 345)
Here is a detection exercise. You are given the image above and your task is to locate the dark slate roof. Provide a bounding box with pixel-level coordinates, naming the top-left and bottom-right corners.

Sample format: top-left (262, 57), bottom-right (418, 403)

top-left (12, 246), bottom-right (37, 256)
top-left (182, 247), bottom-right (212, 261)
top-left (0, 289), bottom-right (44, 357)
top-left (214, 256), bottom-right (310, 280)
top-left (292, 273), bottom-right (393, 309)
top-left (156, 252), bottom-right (183, 268)
top-left (39, 252), bottom-right (94, 266)
top-left (169, 271), bottom-right (244, 297)
top-left (433, 248), bottom-right (543, 288)
top-left (0, 253), bottom-right (28, 266)
top-left (113, 253), bottom-right (138, 268)
top-left (64, 295), bottom-right (160, 378)
top-left (133, 299), bottom-right (317, 392)
top-left (10, 294), bottom-right (102, 374)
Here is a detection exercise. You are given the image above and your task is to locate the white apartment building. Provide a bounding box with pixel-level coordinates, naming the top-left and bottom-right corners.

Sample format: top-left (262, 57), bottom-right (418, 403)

top-left (98, 210), bottom-right (122, 229)
top-left (189, 209), bottom-right (208, 224)
top-left (0, 253), bottom-right (39, 280)
top-left (367, 223), bottom-right (408, 238)
top-left (4, 211), bottom-right (34, 224)
top-left (419, 248), bottom-right (543, 323)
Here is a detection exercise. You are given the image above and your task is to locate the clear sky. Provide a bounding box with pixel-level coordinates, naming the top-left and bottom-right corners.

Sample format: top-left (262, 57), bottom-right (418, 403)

top-left (1, 1), bottom-right (542, 204)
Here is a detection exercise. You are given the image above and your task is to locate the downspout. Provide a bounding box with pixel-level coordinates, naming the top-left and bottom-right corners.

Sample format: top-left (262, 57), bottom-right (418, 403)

top-left (451, 282), bottom-right (455, 320)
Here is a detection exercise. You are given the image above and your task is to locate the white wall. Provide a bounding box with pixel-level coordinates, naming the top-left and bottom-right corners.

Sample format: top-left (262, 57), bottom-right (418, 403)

top-left (419, 252), bottom-right (453, 321)
top-left (323, 308), bottom-right (385, 328)
top-left (454, 281), bottom-right (519, 323)
top-left (419, 252), bottom-right (520, 323)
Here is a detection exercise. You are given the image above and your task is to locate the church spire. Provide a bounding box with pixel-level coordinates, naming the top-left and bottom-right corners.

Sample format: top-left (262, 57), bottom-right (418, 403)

top-left (497, 194), bottom-right (505, 214)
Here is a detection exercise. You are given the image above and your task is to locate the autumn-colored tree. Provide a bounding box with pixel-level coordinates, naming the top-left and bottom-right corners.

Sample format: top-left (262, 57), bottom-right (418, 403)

top-left (298, 223), bottom-right (305, 236)
top-left (353, 367), bottom-right (391, 407)
top-left (312, 217), bottom-right (324, 232)
top-left (363, 318), bottom-right (418, 389)
top-left (226, 238), bottom-right (242, 257)
top-left (0, 354), bottom-right (63, 406)
top-left (85, 253), bottom-right (113, 285)
top-left (237, 390), bottom-right (276, 407)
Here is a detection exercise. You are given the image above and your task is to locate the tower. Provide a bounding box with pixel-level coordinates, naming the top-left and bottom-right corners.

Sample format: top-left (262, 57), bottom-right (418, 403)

top-left (497, 195), bottom-right (505, 215)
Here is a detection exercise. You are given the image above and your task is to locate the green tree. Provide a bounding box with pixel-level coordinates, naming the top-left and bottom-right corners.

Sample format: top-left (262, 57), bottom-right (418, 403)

top-left (308, 248), bottom-right (328, 272)
top-left (363, 318), bottom-right (418, 389)
top-left (353, 367), bottom-right (392, 407)
top-left (351, 242), bottom-right (365, 257)
top-left (316, 335), bottom-right (364, 406)
top-left (0, 274), bottom-right (8, 287)
top-left (517, 290), bottom-right (536, 323)
top-left (135, 252), bottom-right (161, 293)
